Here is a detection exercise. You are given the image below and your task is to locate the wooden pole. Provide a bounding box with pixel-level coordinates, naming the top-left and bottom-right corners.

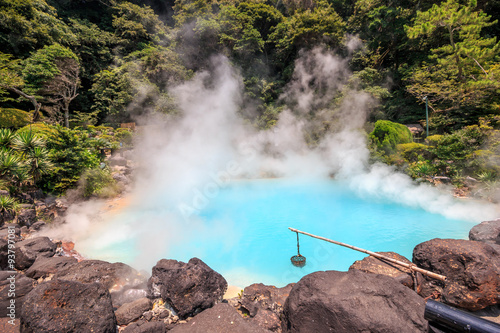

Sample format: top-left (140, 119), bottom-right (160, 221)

top-left (288, 227), bottom-right (447, 282)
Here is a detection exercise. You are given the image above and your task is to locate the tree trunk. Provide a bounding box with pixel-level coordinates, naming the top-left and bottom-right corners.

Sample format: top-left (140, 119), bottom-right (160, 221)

top-left (63, 99), bottom-right (70, 128)
top-left (7, 87), bottom-right (41, 122)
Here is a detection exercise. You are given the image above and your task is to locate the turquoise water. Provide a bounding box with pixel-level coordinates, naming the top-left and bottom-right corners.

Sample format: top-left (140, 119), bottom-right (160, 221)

top-left (83, 178), bottom-right (475, 287)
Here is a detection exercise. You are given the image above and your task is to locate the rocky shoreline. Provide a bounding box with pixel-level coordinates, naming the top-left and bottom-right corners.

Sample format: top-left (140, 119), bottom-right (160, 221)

top-left (1, 213), bottom-right (500, 332)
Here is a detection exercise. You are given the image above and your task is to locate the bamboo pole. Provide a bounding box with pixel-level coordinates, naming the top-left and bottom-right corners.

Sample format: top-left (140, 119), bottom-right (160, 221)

top-left (289, 227), bottom-right (447, 282)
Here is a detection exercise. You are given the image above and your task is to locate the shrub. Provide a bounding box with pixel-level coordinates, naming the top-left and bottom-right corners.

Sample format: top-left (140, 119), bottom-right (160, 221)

top-left (407, 161), bottom-right (437, 179)
top-left (114, 128), bottom-right (133, 145)
top-left (425, 135), bottom-right (442, 147)
top-left (0, 108), bottom-right (31, 128)
top-left (38, 126), bottom-right (100, 194)
top-left (396, 142), bottom-right (431, 163)
top-left (369, 120), bottom-right (413, 153)
top-left (80, 167), bottom-right (120, 198)
top-left (16, 123), bottom-right (58, 140)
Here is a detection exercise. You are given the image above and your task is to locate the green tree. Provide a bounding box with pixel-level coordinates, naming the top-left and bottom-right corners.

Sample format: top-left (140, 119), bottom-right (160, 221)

top-left (173, 0), bottom-right (215, 27)
top-left (406, 0), bottom-right (500, 114)
top-left (218, 2), bottom-right (283, 63)
top-left (0, 0), bottom-right (74, 57)
top-left (39, 126), bottom-right (99, 193)
top-left (22, 44), bottom-right (81, 127)
top-left (0, 52), bottom-right (41, 120)
top-left (112, 2), bottom-right (167, 52)
top-left (270, 0), bottom-right (345, 70)
top-left (90, 66), bottom-right (134, 122)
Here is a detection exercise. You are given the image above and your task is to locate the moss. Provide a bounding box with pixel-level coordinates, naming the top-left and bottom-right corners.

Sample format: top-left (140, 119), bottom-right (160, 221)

top-left (0, 108), bottom-right (32, 128)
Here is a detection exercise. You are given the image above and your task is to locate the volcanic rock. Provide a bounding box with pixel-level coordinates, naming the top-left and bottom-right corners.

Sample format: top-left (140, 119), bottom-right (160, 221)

top-left (112, 288), bottom-right (148, 307)
top-left (469, 219), bottom-right (500, 251)
top-left (53, 259), bottom-right (146, 290)
top-left (0, 271), bottom-right (35, 317)
top-left (115, 297), bottom-right (152, 325)
top-left (281, 270), bottom-right (428, 333)
top-left (169, 303), bottom-right (270, 333)
top-left (14, 236), bottom-right (56, 270)
top-left (239, 283), bottom-right (293, 331)
top-left (413, 238), bottom-right (500, 311)
top-left (148, 258), bottom-right (227, 319)
top-left (29, 221), bottom-right (46, 231)
top-left (349, 251), bottom-right (424, 291)
top-left (20, 279), bottom-right (116, 333)
top-left (123, 320), bottom-right (166, 333)
top-left (16, 209), bottom-right (36, 227)
top-left (25, 256), bottom-right (77, 279)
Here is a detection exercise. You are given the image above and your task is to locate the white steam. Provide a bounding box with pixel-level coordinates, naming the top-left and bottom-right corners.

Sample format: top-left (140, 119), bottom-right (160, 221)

top-left (49, 48), bottom-right (498, 271)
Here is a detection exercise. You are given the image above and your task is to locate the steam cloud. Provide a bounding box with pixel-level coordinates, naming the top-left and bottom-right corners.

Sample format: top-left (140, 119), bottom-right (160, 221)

top-left (48, 47), bottom-right (499, 272)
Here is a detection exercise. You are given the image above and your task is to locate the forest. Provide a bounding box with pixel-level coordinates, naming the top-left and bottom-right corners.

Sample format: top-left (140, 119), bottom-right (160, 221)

top-left (0, 0), bottom-right (499, 211)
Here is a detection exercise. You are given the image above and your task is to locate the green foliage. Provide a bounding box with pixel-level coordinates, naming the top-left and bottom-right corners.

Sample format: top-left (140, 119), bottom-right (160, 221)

top-left (407, 160), bottom-right (437, 179)
top-left (22, 43), bottom-right (79, 95)
top-left (91, 66), bottom-right (134, 121)
top-left (0, 128), bottom-right (16, 148)
top-left (0, 52), bottom-right (24, 98)
top-left (406, 0), bottom-right (500, 113)
top-left (370, 120), bottom-right (413, 152)
top-left (0, 149), bottom-right (23, 181)
top-left (67, 18), bottom-right (117, 79)
top-left (12, 131), bottom-right (45, 154)
top-left (173, 0), bottom-right (215, 27)
top-left (114, 128), bottom-right (133, 145)
top-left (16, 123), bottom-right (57, 139)
top-left (0, 195), bottom-right (19, 215)
top-left (396, 142), bottom-right (429, 163)
top-left (39, 126), bottom-right (100, 194)
top-left (80, 167), bottom-right (119, 198)
top-left (0, 108), bottom-right (31, 128)
top-left (0, 0), bottom-right (74, 57)
top-left (112, 2), bottom-right (167, 52)
top-left (126, 45), bottom-right (192, 88)
top-left (270, 1), bottom-right (345, 66)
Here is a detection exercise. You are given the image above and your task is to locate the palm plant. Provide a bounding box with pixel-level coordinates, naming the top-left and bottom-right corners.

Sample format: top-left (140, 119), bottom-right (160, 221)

top-left (0, 150), bottom-right (24, 180)
top-left (0, 195), bottom-right (19, 225)
top-left (25, 147), bottom-right (54, 183)
top-left (12, 131), bottom-right (45, 156)
top-left (0, 129), bottom-right (16, 149)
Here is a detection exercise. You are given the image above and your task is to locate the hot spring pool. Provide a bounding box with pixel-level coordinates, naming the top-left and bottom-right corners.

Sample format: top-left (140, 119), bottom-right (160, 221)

top-left (81, 178), bottom-right (477, 287)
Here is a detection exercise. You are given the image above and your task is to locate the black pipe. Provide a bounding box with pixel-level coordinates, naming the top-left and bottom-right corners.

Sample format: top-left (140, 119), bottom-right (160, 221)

top-left (425, 299), bottom-right (500, 333)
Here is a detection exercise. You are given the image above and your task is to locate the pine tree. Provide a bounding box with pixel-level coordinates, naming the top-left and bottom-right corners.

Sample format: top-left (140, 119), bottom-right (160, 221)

top-left (406, 0), bottom-right (500, 113)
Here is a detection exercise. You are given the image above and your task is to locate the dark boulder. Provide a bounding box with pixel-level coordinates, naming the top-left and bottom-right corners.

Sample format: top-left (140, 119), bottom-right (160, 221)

top-left (282, 270), bottom-right (428, 333)
top-left (251, 309), bottom-right (281, 332)
top-left (123, 320), bottom-right (166, 333)
top-left (413, 238), bottom-right (500, 311)
top-left (469, 219), bottom-right (500, 251)
top-left (25, 256), bottom-right (77, 279)
top-left (240, 283), bottom-right (293, 331)
top-left (21, 279), bottom-right (116, 333)
top-left (29, 221), bottom-right (46, 232)
top-left (0, 271), bottom-right (35, 317)
top-left (115, 297), bottom-right (152, 325)
top-left (14, 236), bottom-right (56, 270)
top-left (16, 209), bottom-right (36, 228)
top-left (148, 258), bottom-right (227, 319)
top-left (54, 259), bottom-right (146, 290)
top-left (349, 251), bottom-right (424, 292)
top-left (170, 303), bottom-right (270, 333)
